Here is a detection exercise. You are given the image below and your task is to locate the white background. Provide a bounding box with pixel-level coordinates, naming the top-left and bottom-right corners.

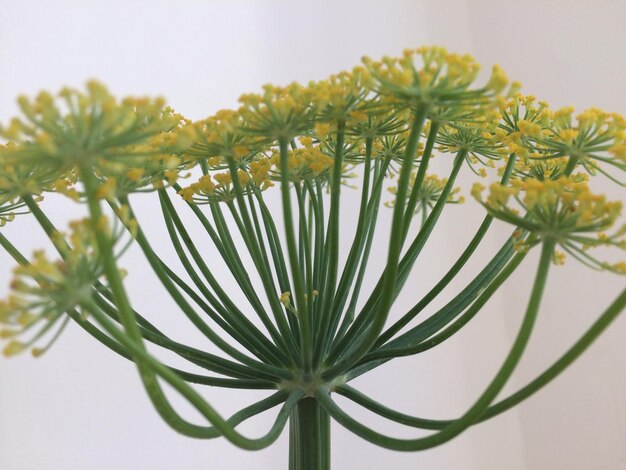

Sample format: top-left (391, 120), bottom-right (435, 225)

top-left (1, 1), bottom-right (625, 469)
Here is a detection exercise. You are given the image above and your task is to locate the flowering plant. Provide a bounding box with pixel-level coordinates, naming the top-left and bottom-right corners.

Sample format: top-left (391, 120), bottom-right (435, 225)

top-left (1, 47), bottom-right (625, 469)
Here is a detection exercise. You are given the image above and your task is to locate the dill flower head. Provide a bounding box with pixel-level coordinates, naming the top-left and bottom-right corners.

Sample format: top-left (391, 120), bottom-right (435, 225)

top-left (373, 132), bottom-right (411, 160)
top-left (309, 66), bottom-right (373, 123)
top-left (313, 133), bottom-right (363, 171)
top-left (500, 104), bottom-right (626, 183)
top-left (0, 81), bottom-right (188, 179)
top-left (183, 109), bottom-right (264, 168)
top-left (92, 158), bottom-right (181, 201)
top-left (1, 139), bottom-right (75, 203)
top-left (0, 143), bottom-right (48, 225)
top-left (269, 144), bottom-right (334, 183)
top-left (510, 156), bottom-right (589, 183)
top-left (369, 131), bottom-right (424, 175)
top-left (472, 177), bottom-right (626, 271)
top-left (544, 107), bottom-right (626, 181)
top-left (2, 45), bottom-right (626, 463)
top-left (387, 173), bottom-right (463, 216)
top-left (495, 94), bottom-right (552, 157)
top-left (363, 46), bottom-right (504, 110)
top-left (177, 166), bottom-right (260, 204)
top-left (436, 121), bottom-right (504, 176)
top-left (345, 106), bottom-right (408, 141)
top-left (238, 83), bottom-right (314, 141)
top-left (0, 217), bottom-right (128, 357)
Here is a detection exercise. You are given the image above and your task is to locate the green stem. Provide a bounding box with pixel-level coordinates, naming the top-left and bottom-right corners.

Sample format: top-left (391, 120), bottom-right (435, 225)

top-left (80, 170), bottom-right (297, 444)
top-left (326, 143), bottom-right (462, 373)
top-left (80, 166), bottom-right (202, 437)
top-left (336, 285), bottom-right (626, 430)
top-left (347, 235), bottom-right (515, 381)
top-left (320, 137), bottom-right (373, 353)
top-left (252, 189), bottom-right (300, 338)
top-left (122, 196), bottom-right (291, 381)
top-left (157, 192), bottom-right (293, 366)
top-left (362, 249), bottom-right (527, 362)
top-left (321, 106), bottom-right (428, 380)
top-left (315, 121), bottom-right (347, 368)
top-left (2, 228), bottom-right (274, 387)
top-left (295, 183), bottom-right (314, 303)
top-left (23, 195), bottom-right (70, 252)
top-left (17, 196), bottom-right (274, 379)
top-left (318, 238), bottom-right (555, 450)
top-left (331, 157), bottom-right (386, 342)
top-left (311, 179), bottom-right (327, 318)
top-left (289, 398), bottom-right (330, 470)
top-left (375, 153), bottom-right (518, 346)
top-left (171, 193), bottom-right (285, 353)
top-left (279, 136), bottom-right (312, 371)
top-left (564, 154), bottom-right (579, 176)
top-left (0, 231), bottom-right (27, 264)
top-left (401, 121), bottom-right (439, 243)
top-left (86, 297), bottom-right (303, 447)
top-left (224, 158), bottom-right (299, 357)
top-left (158, 198), bottom-right (282, 365)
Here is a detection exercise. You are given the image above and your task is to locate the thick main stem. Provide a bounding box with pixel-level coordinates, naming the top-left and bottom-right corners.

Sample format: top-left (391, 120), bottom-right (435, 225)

top-left (289, 398), bottom-right (330, 470)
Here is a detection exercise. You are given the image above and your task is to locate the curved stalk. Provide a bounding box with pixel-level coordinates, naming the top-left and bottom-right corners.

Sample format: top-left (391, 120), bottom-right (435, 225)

top-left (335, 285), bottom-right (626, 429)
top-left (88, 297), bottom-right (303, 447)
top-left (157, 191), bottom-right (293, 366)
top-left (318, 238), bottom-right (555, 450)
top-left (362, 248), bottom-right (527, 362)
top-left (376, 153), bottom-right (518, 346)
top-left (324, 140), bottom-right (461, 378)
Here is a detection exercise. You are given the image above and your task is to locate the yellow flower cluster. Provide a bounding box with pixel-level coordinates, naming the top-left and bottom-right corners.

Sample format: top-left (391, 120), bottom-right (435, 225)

top-left (365, 47), bottom-right (478, 91)
top-left (270, 145), bottom-right (334, 183)
top-left (494, 96), bottom-right (626, 182)
top-left (368, 132), bottom-right (424, 174)
top-left (387, 173), bottom-right (463, 218)
top-left (0, 81), bottom-right (184, 163)
top-left (0, 218), bottom-right (123, 356)
top-left (494, 94), bottom-right (552, 159)
top-left (184, 110), bottom-right (258, 166)
top-left (473, 178), bottom-right (625, 271)
top-left (0, 142), bottom-right (58, 223)
top-left (436, 122), bottom-right (503, 176)
top-left (178, 167), bottom-right (256, 204)
top-left (238, 83), bottom-right (315, 141)
top-left (178, 137), bottom-right (336, 202)
top-left (0, 48), bottom-right (518, 212)
top-left (249, 158), bottom-right (274, 187)
top-left (510, 156), bottom-right (588, 183)
top-left (308, 66), bottom-right (373, 122)
top-left (236, 66), bottom-right (374, 143)
top-left (0, 81), bottom-right (191, 204)
top-left (542, 107), bottom-right (625, 158)
top-left (345, 107), bottom-right (408, 141)
top-left (362, 46), bottom-right (500, 109)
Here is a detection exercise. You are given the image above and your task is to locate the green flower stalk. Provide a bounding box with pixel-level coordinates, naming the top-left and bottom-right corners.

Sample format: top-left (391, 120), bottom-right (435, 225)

top-left (1, 46), bottom-right (625, 469)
